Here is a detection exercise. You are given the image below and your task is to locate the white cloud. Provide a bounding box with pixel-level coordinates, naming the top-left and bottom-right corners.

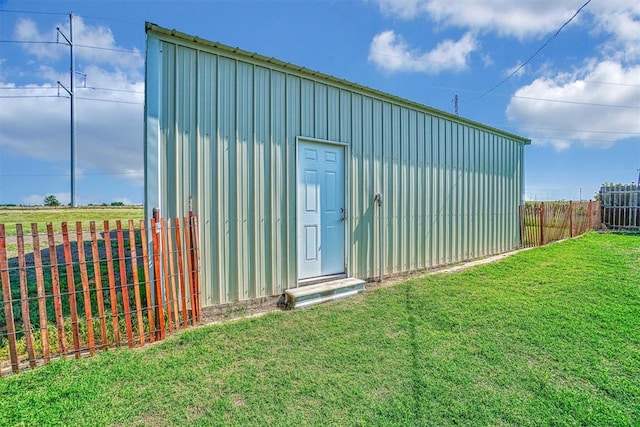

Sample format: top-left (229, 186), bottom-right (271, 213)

top-left (368, 30), bottom-right (476, 73)
top-left (591, 6), bottom-right (640, 61)
top-left (14, 16), bottom-right (143, 74)
top-left (506, 60), bottom-right (640, 150)
top-left (373, 0), bottom-right (585, 39)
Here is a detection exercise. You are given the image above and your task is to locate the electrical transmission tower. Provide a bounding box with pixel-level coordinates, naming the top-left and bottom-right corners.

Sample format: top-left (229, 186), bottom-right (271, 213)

top-left (56, 13), bottom-right (77, 207)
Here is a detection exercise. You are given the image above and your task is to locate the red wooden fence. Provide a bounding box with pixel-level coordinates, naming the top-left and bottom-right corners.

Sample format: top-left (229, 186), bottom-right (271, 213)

top-left (0, 214), bottom-right (201, 375)
top-left (519, 201), bottom-right (601, 247)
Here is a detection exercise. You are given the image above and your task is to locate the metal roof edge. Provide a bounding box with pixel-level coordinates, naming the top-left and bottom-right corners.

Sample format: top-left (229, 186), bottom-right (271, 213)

top-left (145, 22), bottom-right (531, 145)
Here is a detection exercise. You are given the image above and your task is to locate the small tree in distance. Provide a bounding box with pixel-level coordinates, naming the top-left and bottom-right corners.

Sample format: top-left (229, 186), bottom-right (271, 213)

top-left (43, 194), bottom-right (61, 207)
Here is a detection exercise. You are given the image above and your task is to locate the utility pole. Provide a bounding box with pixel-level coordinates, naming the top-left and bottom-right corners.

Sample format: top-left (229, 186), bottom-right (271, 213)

top-left (453, 94), bottom-right (459, 115)
top-left (56, 13), bottom-right (77, 207)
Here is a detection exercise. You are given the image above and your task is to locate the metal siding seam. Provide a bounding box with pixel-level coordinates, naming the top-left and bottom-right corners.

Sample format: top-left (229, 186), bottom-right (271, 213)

top-left (215, 54), bottom-right (225, 304)
top-left (238, 61), bottom-right (250, 300)
top-left (270, 71), bottom-right (280, 294)
top-left (286, 75), bottom-right (300, 287)
top-left (432, 118), bottom-right (439, 267)
top-left (262, 67), bottom-right (272, 297)
top-left (452, 122), bottom-right (459, 263)
top-left (361, 97), bottom-right (371, 277)
top-left (438, 118), bottom-right (444, 265)
top-left (425, 115), bottom-right (433, 268)
top-left (351, 93), bottom-right (361, 277)
top-left (392, 105), bottom-right (400, 273)
top-left (401, 108), bottom-right (409, 272)
top-left (416, 113), bottom-right (424, 269)
top-left (382, 102), bottom-right (392, 274)
top-left (372, 99), bottom-right (382, 279)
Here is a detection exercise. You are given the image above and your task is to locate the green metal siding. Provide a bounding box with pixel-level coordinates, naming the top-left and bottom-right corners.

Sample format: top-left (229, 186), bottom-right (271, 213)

top-left (145, 24), bottom-right (529, 306)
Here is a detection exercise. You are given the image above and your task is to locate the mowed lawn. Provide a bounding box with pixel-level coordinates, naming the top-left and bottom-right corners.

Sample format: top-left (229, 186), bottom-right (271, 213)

top-left (0, 206), bottom-right (144, 236)
top-left (1, 233), bottom-right (638, 426)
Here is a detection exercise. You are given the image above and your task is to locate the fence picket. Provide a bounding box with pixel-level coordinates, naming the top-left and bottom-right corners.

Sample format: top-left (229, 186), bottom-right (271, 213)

top-left (31, 223), bottom-right (50, 363)
top-left (139, 220), bottom-right (154, 343)
top-left (76, 222), bottom-right (95, 356)
top-left (191, 215), bottom-right (201, 323)
top-left (128, 220), bottom-right (145, 346)
top-left (160, 218), bottom-right (174, 334)
top-left (61, 222), bottom-right (81, 358)
top-left (151, 218), bottom-right (165, 340)
top-left (174, 218), bottom-right (188, 328)
top-left (166, 221), bottom-right (180, 328)
top-left (184, 217), bottom-right (196, 325)
top-left (103, 221), bottom-right (120, 345)
top-left (89, 222), bottom-right (108, 348)
top-left (46, 223), bottom-right (66, 356)
top-left (0, 224), bottom-right (19, 373)
top-left (116, 221), bottom-right (134, 348)
top-left (16, 225), bottom-right (36, 367)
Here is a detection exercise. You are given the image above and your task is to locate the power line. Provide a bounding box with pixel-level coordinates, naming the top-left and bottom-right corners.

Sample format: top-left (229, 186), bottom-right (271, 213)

top-left (0, 9), bottom-right (67, 16)
top-left (0, 171), bottom-right (143, 177)
top-left (75, 44), bottom-right (140, 54)
top-left (0, 95), bottom-right (62, 99)
top-left (1, 86), bottom-right (143, 94)
top-left (510, 95), bottom-right (639, 109)
top-left (1, 39), bottom-right (140, 54)
top-left (462, 0), bottom-right (592, 103)
top-left (491, 124), bottom-right (640, 136)
top-left (84, 86), bottom-right (143, 94)
top-left (0, 40), bottom-right (60, 44)
top-left (76, 96), bottom-right (143, 105)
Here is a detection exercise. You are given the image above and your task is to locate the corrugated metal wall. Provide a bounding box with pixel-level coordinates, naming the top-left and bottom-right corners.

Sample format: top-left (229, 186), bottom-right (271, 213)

top-left (145, 26), bottom-right (528, 306)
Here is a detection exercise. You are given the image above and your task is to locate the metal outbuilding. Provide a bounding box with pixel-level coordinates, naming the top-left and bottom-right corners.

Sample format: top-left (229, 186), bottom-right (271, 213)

top-left (144, 23), bottom-right (530, 307)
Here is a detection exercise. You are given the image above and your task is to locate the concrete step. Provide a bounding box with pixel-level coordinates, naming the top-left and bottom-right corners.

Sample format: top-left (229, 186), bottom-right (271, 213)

top-left (285, 277), bottom-right (366, 309)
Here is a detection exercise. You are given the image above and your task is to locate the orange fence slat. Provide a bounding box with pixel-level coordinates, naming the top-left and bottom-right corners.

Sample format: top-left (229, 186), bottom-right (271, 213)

top-left (16, 224), bottom-right (36, 367)
top-left (160, 218), bottom-right (173, 334)
top-left (61, 222), bottom-right (81, 358)
top-left (0, 224), bottom-right (19, 373)
top-left (116, 221), bottom-right (134, 348)
top-left (89, 221), bottom-right (108, 348)
top-left (31, 223), bottom-right (50, 364)
top-left (192, 215), bottom-right (201, 322)
top-left (151, 218), bottom-right (165, 340)
top-left (166, 221), bottom-right (180, 329)
top-left (184, 216), bottom-right (196, 325)
top-left (174, 218), bottom-right (188, 328)
top-left (76, 222), bottom-right (95, 356)
top-left (139, 220), bottom-right (154, 343)
top-left (128, 220), bottom-right (145, 346)
top-left (46, 222), bottom-right (66, 356)
top-left (103, 221), bottom-right (120, 345)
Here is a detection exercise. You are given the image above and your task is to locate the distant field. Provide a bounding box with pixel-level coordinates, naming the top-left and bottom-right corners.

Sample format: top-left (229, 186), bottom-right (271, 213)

top-left (0, 206), bottom-right (144, 236)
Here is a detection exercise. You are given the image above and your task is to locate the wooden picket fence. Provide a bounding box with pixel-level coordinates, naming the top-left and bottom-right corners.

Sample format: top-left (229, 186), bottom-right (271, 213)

top-left (519, 201), bottom-right (601, 247)
top-left (0, 214), bottom-right (201, 375)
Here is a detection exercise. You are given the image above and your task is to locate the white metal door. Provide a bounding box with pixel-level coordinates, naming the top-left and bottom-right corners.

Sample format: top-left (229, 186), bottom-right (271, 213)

top-left (297, 141), bottom-right (346, 279)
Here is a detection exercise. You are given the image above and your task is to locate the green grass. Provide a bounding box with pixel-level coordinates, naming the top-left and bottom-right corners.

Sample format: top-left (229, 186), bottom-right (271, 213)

top-left (1, 233), bottom-right (638, 426)
top-left (0, 206), bottom-right (144, 236)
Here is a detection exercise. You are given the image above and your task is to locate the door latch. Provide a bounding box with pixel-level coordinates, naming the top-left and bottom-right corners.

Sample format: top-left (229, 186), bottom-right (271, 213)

top-left (339, 208), bottom-right (347, 222)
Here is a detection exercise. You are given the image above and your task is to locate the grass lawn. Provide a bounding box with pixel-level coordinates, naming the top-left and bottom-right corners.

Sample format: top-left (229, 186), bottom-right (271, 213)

top-left (1, 233), bottom-right (638, 426)
top-left (0, 206), bottom-right (144, 236)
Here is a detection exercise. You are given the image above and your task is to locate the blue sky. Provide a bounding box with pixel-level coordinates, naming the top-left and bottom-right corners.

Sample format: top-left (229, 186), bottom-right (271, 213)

top-left (1, 0), bottom-right (638, 205)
